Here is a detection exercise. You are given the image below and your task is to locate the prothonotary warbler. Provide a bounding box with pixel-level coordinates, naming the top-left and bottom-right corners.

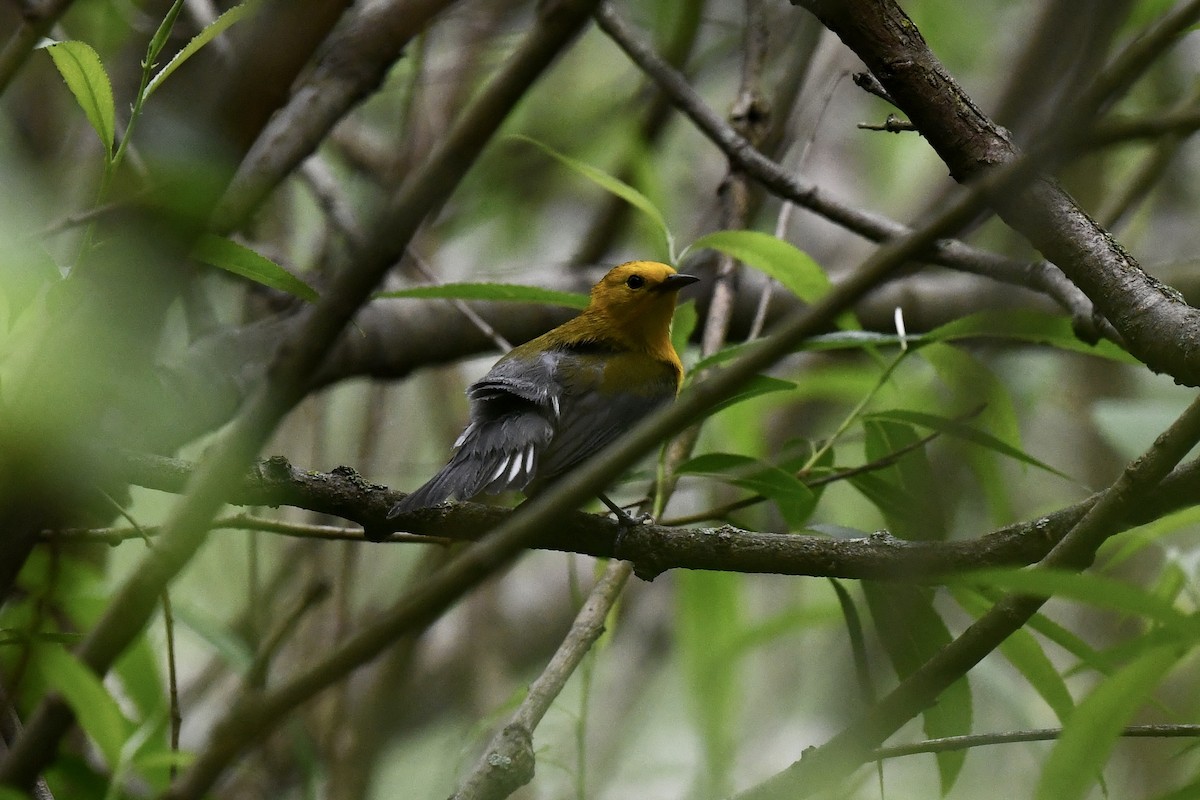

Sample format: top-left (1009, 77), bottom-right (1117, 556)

top-left (389, 261), bottom-right (698, 522)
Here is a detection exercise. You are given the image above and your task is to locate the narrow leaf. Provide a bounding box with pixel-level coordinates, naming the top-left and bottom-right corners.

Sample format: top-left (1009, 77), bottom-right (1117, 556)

top-left (192, 234), bottom-right (318, 302)
top-left (38, 646), bottom-right (133, 767)
top-left (1036, 644), bottom-right (1184, 800)
top-left (512, 134), bottom-right (673, 259)
top-left (146, 1), bottom-right (261, 98)
top-left (376, 282), bottom-right (588, 309)
top-left (929, 309), bottom-right (1137, 363)
top-left (676, 451), bottom-right (814, 527)
top-left (866, 408), bottom-right (1072, 481)
top-left (43, 41), bottom-right (115, 156)
top-left (951, 568), bottom-right (1194, 630)
top-left (688, 230), bottom-right (828, 305)
top-left (146, 0), bottom-right (186, 64)
top-left (953, 587), bottom-right (1074, 723)
top-left (863, 583), bottom-right (971, 793)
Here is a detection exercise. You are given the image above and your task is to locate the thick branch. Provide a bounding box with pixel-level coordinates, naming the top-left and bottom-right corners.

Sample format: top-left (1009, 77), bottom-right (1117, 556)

top-left (793, 0), bottom-right (1200, 383)
top-left (103, 450), bottom-right (1200, 582)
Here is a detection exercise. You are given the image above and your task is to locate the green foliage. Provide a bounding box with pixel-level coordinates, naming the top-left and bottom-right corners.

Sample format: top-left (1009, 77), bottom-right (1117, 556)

top-left (376, 282), bottom-right (588, 309)
top-left (42, 41), bottom-right (115, 159)
top-left (513, 134), bottom-right (676, 261)
top-left (862, 583), bottom-right (972, 793)
top-left (192, 234), bottom-right (319, 302)
top-left (677, 570), bottom-right (742, 798)
top-left (144, 1), bottom-right (262, 99)
top-left (1037, 644), bottom-right (1189, 800)
top-left (37, 645), bottom-right (134, 768)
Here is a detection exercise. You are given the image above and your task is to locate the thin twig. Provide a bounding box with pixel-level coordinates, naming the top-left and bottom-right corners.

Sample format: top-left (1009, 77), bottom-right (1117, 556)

top-left (873, 724), bottom-right (1200, 760)
top-left (592, 2), bottom-right (1102, 342)
top-left (451, 559), bottom-right (632, 800)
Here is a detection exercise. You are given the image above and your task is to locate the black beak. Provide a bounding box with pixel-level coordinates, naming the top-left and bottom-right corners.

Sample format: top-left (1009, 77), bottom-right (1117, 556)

top-left (658, 273), bottom-right (700, 292)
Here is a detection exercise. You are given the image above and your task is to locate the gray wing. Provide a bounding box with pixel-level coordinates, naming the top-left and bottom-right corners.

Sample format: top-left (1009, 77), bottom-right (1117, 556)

top-left (390, 351), bottom-right (562, 513)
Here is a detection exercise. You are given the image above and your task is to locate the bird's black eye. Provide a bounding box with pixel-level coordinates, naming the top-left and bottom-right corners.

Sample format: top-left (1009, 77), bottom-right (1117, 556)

top-left (625, 274), bottom-right (645, 290)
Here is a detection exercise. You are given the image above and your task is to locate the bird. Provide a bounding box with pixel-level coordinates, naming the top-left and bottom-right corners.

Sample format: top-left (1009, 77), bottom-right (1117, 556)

top-left (388, 261), bottom-right (698, 523)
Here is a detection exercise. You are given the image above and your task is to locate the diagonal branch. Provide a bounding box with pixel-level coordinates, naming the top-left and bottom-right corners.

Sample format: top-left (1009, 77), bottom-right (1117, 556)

top-left (792, 0), bottom-right (1200, 384)
top-left (593, 2), bottom-right (1103, 339)
top-left (733, 391), bottom-right (1200, 799)
top-left (0, 0), bottom-right (604, 792)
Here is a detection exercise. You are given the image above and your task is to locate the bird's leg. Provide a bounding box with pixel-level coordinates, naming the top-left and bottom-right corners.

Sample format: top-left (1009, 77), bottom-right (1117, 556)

top-left (598, 493), bottom-right (651, 527)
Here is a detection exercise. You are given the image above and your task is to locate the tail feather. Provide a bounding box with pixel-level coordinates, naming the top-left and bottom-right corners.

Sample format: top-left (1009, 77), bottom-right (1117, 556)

top-left (389, 414), bottom-right (551, 518)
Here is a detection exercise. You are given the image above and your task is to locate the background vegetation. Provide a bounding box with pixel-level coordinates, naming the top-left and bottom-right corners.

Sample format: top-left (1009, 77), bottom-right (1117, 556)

top-left (3, 0), bottom-right (1200, 798)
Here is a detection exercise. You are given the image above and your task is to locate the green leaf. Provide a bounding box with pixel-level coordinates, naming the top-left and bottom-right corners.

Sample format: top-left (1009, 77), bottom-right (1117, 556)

top-left (376, 282), bottom-right (588, 309)
top-left (113, 631), bottom-right (165, 720)
top-left (862, 583), bottom-right (971, 794)
top-left (953, 587), bottom-right (1074, 723)
top-left (856, 419), bottom-right (946, 542)
top-left (676, 451), bottom-right (815, 528)
top-left (1036, 644), bottom-right (1185, 800)
top-left (192, 234), bottom-right (318, 302)
top-left (173, 603), bottom-right (254, 672)
top-left (687, 231), bottom-right (847, 325)
top-left (38, 646), bottom-right (133, 767)
top-left (951, 568), bottom-right (1194, 631)
top-left (145, 0), bottom-right (186, 64)
top-left (678, 570), bottom-right (742, 796)
top-left (704, 374), bottom-right (796, 415)
top-left (671, 298), bottom-right (697, 360)
top-left (0, 628), bottom-right (82, 646)
top-left (512, 134), bottom-right (674, 260)
top-left (865, 408), bottom-right (1072, 481)
top-left (145, 1), bottom-right (261, 98)
top-left (42, 41), bottom-right (115, 157)
top-left (929, 309), bottom-right (1136, 363)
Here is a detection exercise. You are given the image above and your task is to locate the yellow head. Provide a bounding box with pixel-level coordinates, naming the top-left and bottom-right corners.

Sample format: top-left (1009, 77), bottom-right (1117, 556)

top-left (582, 261), bottom-right (698, 353)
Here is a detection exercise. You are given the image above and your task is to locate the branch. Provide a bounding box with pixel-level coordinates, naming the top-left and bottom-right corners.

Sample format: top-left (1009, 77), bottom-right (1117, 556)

top-left (873, 724), bottom-right (1200, 761)
top-left (792, 0), bottom-right (1200, 384)
top-left (0, 0), bottom-right (603, 790)
top-left (0, 0), bottom-right (75, 95)
top-left (213, 0), bottom-right (455, 231)
top-left (451, 559), bottom-right (632, 800)
top-left (734, 392), bottom-right (1200, 798)
top-left (155, 94), bottom-right (998, 800)
top-left (592, 3), bottom-right (1103, 338)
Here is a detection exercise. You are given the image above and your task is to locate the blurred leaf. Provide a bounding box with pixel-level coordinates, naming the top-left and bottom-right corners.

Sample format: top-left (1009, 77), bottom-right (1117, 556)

top-left (512, 134), bottom-right (674, 260)
top-left (38, 646), bottom-right (133, 767)
top-left (113, 631), bottom-right (165, 720)
top-left (376, 282), bottom-right (588, 309)
top-left (192, 234), bottom-right (318, 302)
top-left (1036, 644), bottom-right (1185, 800)
top-left (0, 628), bottom-right (82, 646)
top-left (42, 41), bottom-right (115, 157)
top-left (953, 587), bottom-right (1074, 723)
top-left (145, 1), bottom-right (261, 98)
top-left (928, 309), bottom-right (1137, 363)
top-left (676, 452), bottom-right (815, 528)
top-left (173, 602), bottom-right (254, 672)
top-left (830, 580), bottom-right (875, 703)
top-left (672, 298), bottom-right (697, 359)
top-left (704, 374), bottom-right (796, 416)
top-left (1098, 507), bottom-right (1200, 571)
top-left (678, 570), bottom-right (741, 797)
top-left (863, 583), bottom-right (971, 793)
top-left (865, 408), bottom-right (1072, 481)
top-left (950, 568), bottom-right (1194, 631)
top-left (852, 419), bottom-right (946, 541)
top-left (918, 342), bottom-right (1023, 521)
